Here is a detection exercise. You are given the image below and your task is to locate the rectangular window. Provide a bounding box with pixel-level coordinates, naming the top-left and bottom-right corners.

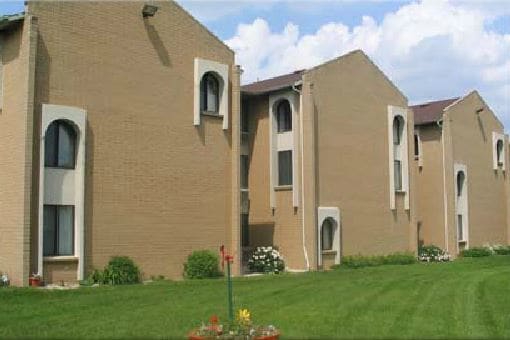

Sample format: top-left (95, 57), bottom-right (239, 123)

top-left (278, 150), bottom-right (293, 186)
top-left (241, 213), bottom-right (249, 247)
top-left (457, 214), bottom-right (464, 241)
top-left (43, 205), bottom-right (74, 256)
top-left (394, 160), bottom-right (402, 191)
top-left (241, 104), bottom-right (249, 133)
top-left (240, 155), bottom-right (249, 189)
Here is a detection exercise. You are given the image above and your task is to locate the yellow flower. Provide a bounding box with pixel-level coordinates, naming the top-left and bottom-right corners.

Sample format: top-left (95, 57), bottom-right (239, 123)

top-left (237, 309), bottom-right (251, 323)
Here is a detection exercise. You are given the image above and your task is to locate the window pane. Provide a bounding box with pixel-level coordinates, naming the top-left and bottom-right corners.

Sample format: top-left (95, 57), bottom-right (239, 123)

top-left (44, 123), bottom-right (58, 167)
top-left (321, 219), bottom-right (333, 251)
top-left (414, 134), bottom-right (419, 157)
top-left (206, 76), bottom-right (218, 112)
top-left (393, 117), bottom-right (401, 145)
top-left (200, 77), bottom-right (207, 111)
top-left (394, 160), bottom-right (402, 191)
top-left (58, 123), bottom-right (75, 168)
top-left (457, 172), bottom-right (464, 197)
top-left (497, 140), bottom-right (503, 164)
top-left (240, 155), bottom-right (249, 189)
top-left (457, 215), bottom-right (463, 241)
top-left (241, 214), bottom-right (249, 247)
top-left (278, 151), bottom-right (293, 186)
top-left (241, 106), bottom-right (249, 133)
top-left (58, 206), bottom-right (74, 256)
top-left (277, 101), bottom-right (292, 132)
top-left (43, 205), bottom-right (56, 256)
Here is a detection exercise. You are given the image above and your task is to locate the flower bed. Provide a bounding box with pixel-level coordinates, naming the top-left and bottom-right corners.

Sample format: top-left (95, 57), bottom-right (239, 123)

top-left (418, 245), bottom-right (451, 262)
top-left (247, 247), bottom-right (285, 274)
top-left (189, 310), bottom-right (279, 340)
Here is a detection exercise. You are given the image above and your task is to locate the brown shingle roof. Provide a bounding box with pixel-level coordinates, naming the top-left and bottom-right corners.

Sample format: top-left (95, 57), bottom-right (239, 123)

top-left (241, 70), bottom-right (305, 95)
top-left (411, 98), bottom-right (459, 125)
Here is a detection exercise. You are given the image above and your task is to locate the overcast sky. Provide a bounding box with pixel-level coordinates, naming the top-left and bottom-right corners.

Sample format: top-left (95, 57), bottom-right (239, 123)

top-left (1, 1), bottom-right (509, 128)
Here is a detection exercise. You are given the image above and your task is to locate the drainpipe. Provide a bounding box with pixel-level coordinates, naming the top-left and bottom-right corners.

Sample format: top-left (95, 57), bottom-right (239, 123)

top-left (292, 81), bottom-right (310, 271)
top-left (438, 118), bottom-right (449, 253)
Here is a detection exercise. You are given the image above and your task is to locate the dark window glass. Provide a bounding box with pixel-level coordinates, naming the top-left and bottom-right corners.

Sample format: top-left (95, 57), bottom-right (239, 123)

top-left (414, 134), bottom-right (419, 157)
top-left (278, 150), bottom-right (293, 186)
top-left (241, 155), bottom-right (249, 189)
top-left (241, 103), bottom-right (249, 133)
top-left (457, 214), bottom-right (463, 241)
top-left (241, 213), bottom-right (249, 247)
top-left (44, 120), bottom-right (76, 169)
top-left (457, 171), bottom-right (465, 197)
top-left (276, 100), bottom-right (292, 133)
top-left (200, 72), bottom-right (219, 113)
top-left (43, 205), bottom-right (74, 256)
top-left (497, 140), bottom-right (504, 165)
top-left (321, 218), bottom-right (334, 251)
top-left (394, 160), bottom-right (402, 191)
top-left (393, 116), bottom-right (404, 145)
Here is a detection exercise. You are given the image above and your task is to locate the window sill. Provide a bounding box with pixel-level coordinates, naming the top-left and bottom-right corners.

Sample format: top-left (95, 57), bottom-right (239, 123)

top-left (201, 111), bottom-right (221, 118)
top-left (275, 185), bottom-right (292, 191)
top-left (321, 250), bottom-right (337, 255)
top-left (43, 256), bottom-right (79, 262)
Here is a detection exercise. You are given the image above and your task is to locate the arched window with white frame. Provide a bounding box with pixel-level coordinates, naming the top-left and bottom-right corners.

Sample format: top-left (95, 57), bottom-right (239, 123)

top-left (200, 72), bottom-right (220, 114)
top-left (44, 120), bottom-right (77, 169)
top-left (276, 99), bottom-right (292, 133)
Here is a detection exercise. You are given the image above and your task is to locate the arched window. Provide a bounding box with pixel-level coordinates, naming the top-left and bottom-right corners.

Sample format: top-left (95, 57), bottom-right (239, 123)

top-left (200, 72), bottom-right (219, 113)
top-left (321, 218), bottom-right (334, 251)
top-left (457, 171), bottom-right (465, 197)
top-left (45, 120), bottom-right (76, 169)
top-left (414, 133), bottom-right (419, 158)
top-left (276, 100), bottom-right (292, 133)
top-left (393, 116), bottom-right (404, 145)
top-left (496, 139), bottom-right (504, 166)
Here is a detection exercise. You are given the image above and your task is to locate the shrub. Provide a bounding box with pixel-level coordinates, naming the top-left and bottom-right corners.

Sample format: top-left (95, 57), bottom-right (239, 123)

top-left (492, 245), bottom-right (510, 255)
top-left (338, 252), bottom-right (417, 269)
top-left (418, 245), bottom-right (451, 262)
top-left (461, 247), bottom-right (492, 257)
top-left (87, 256), bottom-right (141, 285)
top-left (247, 246), bottom-right (285, 274)
top-left (184, 250), bottom-right (222, 279)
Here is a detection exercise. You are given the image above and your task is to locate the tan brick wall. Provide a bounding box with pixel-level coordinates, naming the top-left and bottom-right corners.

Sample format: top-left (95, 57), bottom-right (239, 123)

top-left (0, 16), bottom-right (37, 286)
top-left (43, 260), bottom-right (78, 284)
top-left (446, 92), bottom-right (508, 249)
top-left (26, 1), bottom-right (239, 282)
top-left (307, 51), bottom-right (417, 257)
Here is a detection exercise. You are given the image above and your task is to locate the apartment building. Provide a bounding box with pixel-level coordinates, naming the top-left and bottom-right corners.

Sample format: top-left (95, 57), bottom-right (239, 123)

top-left (241, 50), bottom-right (418, 271)
top-left (413, 91), bottom-right (509, 254)
top-left (0, 1), bottom-right (241, 286)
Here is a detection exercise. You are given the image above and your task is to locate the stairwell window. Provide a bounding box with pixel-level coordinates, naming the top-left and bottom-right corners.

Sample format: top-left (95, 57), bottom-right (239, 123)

top-left (43, 205), bottom-right (75, 256)
top-left (393, 116), bottom-right (404, 192)
top-left (496, 139), bottom-right (504, 166)
top-left (278, 150), bottom-right (293, 186)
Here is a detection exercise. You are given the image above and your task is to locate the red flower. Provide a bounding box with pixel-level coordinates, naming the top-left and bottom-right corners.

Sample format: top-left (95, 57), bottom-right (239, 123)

top-left (210, 315), bottom-right (219, 325)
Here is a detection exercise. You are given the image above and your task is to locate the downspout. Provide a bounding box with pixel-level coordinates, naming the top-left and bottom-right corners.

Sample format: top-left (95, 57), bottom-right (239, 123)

top-left (292, 81), bottom-right (310, 270)
top-left (438, 118), bottom-right (449, 253)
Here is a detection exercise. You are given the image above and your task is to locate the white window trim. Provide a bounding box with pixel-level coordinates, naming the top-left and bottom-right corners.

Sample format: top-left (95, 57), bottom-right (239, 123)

top-left (38, 104), bottom-right (87, 281)
top-left (317, 207), bottom-right (341, 266)
top-left (387, 105), bottom-right (410, 210)
top-left (268, 91), bottom-right (299, 208)
top-left (194, 58), bottom-right (229, 130)
top-left (454, 163), bottom-right (469, 249)
top-left (492, 132), bottom-right (505, 171)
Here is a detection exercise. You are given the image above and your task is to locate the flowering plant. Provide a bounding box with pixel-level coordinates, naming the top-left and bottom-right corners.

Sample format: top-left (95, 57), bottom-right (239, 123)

top-left (247, 247), bottom-right (285, 274)
top-left (189, 309), bottom-right (279, 339)
top-left (418, 245), bottom-right (451, 262)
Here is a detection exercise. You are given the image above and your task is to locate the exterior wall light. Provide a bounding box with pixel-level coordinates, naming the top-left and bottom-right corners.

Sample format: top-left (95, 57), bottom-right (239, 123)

top-left (142, 4), bottom-right (159, 18)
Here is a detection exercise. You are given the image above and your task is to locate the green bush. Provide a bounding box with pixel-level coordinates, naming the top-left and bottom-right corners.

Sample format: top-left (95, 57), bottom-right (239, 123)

top-left (461, 247), bottom-right (492, 257)
top-left (492, 245), bottom-right (510, 255)
top-left (183, 250), bottom-right (222, 279)
top-left (247, 246), bottom-right (285, 274)
top-left (87, 256), bottom-right (141, 285)
top-left (338, 252), bottom-right (416, 269)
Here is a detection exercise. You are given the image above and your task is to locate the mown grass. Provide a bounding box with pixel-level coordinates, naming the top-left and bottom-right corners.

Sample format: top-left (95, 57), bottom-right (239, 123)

top-left (1, 256), bottom-right (509, 339)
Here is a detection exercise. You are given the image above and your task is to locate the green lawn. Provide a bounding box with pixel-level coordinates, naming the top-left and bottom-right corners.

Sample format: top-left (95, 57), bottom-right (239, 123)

top-left (1, 256), bottom-right (510, 339)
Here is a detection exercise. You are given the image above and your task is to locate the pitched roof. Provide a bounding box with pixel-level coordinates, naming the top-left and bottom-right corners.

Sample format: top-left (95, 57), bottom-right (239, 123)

top-left (411, 98), bottom-right (459, 125)
top-left (241, 70), bottom-right (305, 95)
top-left (0, 12), bottom-right (24, 31)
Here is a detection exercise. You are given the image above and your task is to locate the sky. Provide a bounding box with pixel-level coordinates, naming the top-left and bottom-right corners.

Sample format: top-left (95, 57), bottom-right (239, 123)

top-left (1, 0), bottom-right (509, 128)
